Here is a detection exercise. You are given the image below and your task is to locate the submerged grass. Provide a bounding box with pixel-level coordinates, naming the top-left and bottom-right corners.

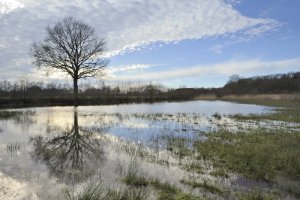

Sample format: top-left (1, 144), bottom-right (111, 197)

top-left (6, 142), bottom-right (21, 155)
top-left (180, 179), bottom-right (226, 195)
top-left (121, 169), bottom-right (208, 200)
top-left (122, 171), bottom-right (148, 187)
top-left (149, 179), bottom-right (206, 200)
top-left (166, 137), bottom-right (192, 158)
top-left (66, 178), bottom-right (207, 200)
top-left (64, 184), bottom-right (109, 200)
top-left (64, 184), bottom-right (149, 200)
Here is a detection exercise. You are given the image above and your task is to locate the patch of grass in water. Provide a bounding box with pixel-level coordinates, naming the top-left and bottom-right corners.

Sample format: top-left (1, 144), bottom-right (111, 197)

top-left (166, 137), bottom-right (192, 158)
top-left (184, 162), bottom-right (205, 174)
top-left (123, 177), bottom-right (207, 200)
top-left (194, 131), bottom-right (300, 181)
top-left (152, 181), bottom-right (178, 200)
top-left (212, 112), bottom-right (222, 120)
top-left (193, 131), bottom-right (300, 197)
top-left (65, 178), bottom-right (206, 200)
top-left (6, 142), bottom-right (21, 154)
top-left (63, 184), bottom-right (109, 200)
top-left (149, 179), bottom-right (206, 200)
top-left (64, 184), bottom-right (149, 200)
top-left (120, 157), bottom-right (148, 187)
top-left (180, 179), bottom-right (226, 195)
top-left (122, 171), bottom-right (148, 187)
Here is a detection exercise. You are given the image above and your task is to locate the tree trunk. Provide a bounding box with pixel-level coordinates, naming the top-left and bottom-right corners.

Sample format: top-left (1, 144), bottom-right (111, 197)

top-left (73, 78), bottom-right (78, 107)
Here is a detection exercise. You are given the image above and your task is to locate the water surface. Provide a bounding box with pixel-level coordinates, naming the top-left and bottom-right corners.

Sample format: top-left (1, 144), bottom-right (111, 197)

top-left (0, 100), bottom-right (273, 199)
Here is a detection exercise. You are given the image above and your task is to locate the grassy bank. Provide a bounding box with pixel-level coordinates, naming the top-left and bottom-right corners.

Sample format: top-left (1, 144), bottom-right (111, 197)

top-left (228, 99), bottom-right (300, 123)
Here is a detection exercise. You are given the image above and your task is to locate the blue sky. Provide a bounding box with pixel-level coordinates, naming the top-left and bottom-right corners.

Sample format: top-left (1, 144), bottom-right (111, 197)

top-left (0, 0), bottom-right (299, 88)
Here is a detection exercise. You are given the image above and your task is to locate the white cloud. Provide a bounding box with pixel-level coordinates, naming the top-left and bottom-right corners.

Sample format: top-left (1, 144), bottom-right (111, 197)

top-left (108, 64), bottom-right (156, 74)
top-left (0, 0), bottom-right (24, 15)
top-left (224, 0), bottom-right (243, 6)
top-left (0, 0), bottom-right (280, 79)
top-left (105, 64), bottom-right (157, 79)
top-left (103, 0), bottom-right (279, 56)
top-left (107, 58), bottom-right (300, 82)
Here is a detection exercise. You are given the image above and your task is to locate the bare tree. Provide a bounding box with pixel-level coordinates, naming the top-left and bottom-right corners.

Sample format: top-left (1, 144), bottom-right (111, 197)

top-left (31, 17), bottom-right (108, 106)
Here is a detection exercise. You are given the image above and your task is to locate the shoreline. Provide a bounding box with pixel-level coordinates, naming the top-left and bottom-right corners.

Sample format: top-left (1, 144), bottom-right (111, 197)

top-left (1, 93), bottom-right (299, 109)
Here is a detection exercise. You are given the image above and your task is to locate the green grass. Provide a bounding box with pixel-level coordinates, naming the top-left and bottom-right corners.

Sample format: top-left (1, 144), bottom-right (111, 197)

top-left (166, 137), bottom-right (192, 158)
top-left (149, 179), bottom-right (177, 195)
top-left (209, 168), bottom-right (229, 178)
top-left (184, 162), bottom-right (204, 174)
top-left (194, 131), bottom-right (300, 182)
top-left (229, 100), bottom-right (300, 123)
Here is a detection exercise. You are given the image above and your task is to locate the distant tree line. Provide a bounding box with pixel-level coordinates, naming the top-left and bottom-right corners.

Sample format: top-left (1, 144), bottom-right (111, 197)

top-left (219, 72), bottom-right (300, 96)
top-left (0, 71), bottom-right (299, 108)
top-left (0, 80), bottom-right (191, 107)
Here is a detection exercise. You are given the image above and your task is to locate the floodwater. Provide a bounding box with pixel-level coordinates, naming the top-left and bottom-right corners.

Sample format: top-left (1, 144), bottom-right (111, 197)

top-left (0, 100), bottom-right (273, 199)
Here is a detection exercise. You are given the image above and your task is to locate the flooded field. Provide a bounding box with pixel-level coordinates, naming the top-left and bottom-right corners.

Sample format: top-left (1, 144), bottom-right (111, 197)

top-left (0, 100), bottom-right (299, 200)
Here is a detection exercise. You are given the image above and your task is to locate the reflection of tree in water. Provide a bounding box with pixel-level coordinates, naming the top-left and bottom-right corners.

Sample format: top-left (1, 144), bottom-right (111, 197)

top-left (31, 109), bottom-right (105, 184)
